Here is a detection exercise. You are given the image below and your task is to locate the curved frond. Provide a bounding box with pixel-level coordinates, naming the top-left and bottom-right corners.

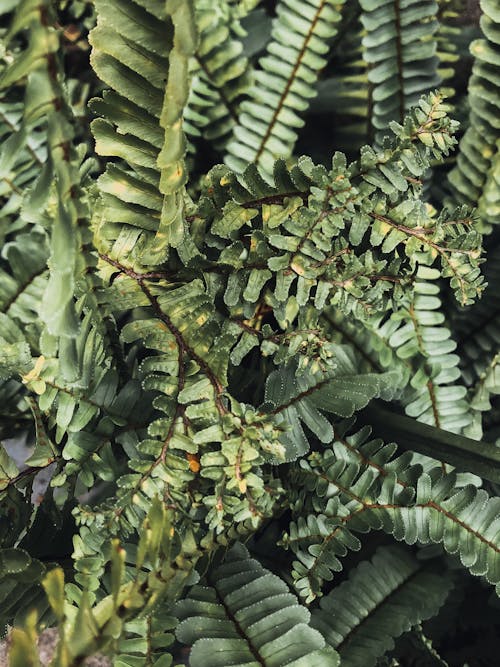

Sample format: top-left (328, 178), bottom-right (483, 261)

top-left (282, 422), bottom-right (500, 600)
top-left (0, 0), bottom-right (93, 342)
top-left (323, 254), bottom-right (480, 435)
top-left (387, 261), bottom-right (474, 432)
top-left (263, 346), bottom-right (401, 461)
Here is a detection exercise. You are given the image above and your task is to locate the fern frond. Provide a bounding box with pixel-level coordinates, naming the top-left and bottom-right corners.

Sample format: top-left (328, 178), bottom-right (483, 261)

top-left (175, 542), bottom-right (339, 667)
top-left (311, 10), bottom-right (369, 154)
top-left (447, 0), bottom-right (500, 232)
top-left (201, 94), bottom-right (482, 338)
top-left (435, 0), bottom-right (462, 98)
top-left (0, 230), bottom-right (49, 349)
top-left (311, 545), bottom-right (452, 667)
top-left (0, 3), bottom-right (494, 661)
top-left (0, 97), bottom-right (46, 235)
top-left (363, 406), bottom-right (500, 484)
top-left (90, 0), bottom-right (196, 268)
top-left (225, 0), bottom-right (346, 175)
top-left (392, 625), bottom-right (451, 667)
top-left (282, 422), bottom-right (500, 600)
top-left (0, 548), bottom-right (48, 635)
top-left (116, 613), bottom-right (177, 667)
top-left (478, 137), bottom-right (500, 229)
top-left (263, 345), bottom-right (401, 461)
top-left (0, 1), bottom-right (86, 342)
top-left (22, 499), bottom-right (195, 664)
top-left (324, 253), bottom-right (479, 435)
top-left (87, 258), bottom-right (287, 539)
top-left (387, 261), bottom-right (473, 432)
top-left (447, 241), bottom-right (500, 437)
top-left (186, 0), bottom-right (251, 152)
top-left (360, 0), bottom-right (441, 142)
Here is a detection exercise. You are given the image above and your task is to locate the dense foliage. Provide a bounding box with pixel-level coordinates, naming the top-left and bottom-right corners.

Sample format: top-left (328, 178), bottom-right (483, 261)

top-left (0, 0), bottom-right (499, 665)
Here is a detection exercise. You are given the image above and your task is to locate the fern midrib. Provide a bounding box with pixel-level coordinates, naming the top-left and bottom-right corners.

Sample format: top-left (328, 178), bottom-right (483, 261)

top-left (1, 266), bottom-right (47, 314)
top-left (100, 253), bottom-right (226, 409)
top-left (288, 185), bottom-right (334, 260)
top-left (241, 191), bottom-right (309, 209)
top-left (290, 477), bottom-right (500, 584)
top-left (266, 377), bottom-right (330, 415)
top-left (335, 564), bottom-right (425, 654)
top-left (331, 429), bottom-right (410, 490)
top-left (370, 211), bottom-right (475, 305)
top-left (115, 401), bottom-right (183, 520)
top-left (211, 574), bottom-right (266, 666)
top-left (408, 302), bottom-right (442, 430)
top-left (254, 0), bottom-right (328, 163)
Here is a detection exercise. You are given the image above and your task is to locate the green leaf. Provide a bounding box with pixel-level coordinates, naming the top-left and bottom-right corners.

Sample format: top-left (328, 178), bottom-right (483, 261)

top-left (311, 546), bottom-right (452, 667)
top-left (175, 543), bottom-right (339, 667)
top-left (42, 568), bottom-right (65, 622)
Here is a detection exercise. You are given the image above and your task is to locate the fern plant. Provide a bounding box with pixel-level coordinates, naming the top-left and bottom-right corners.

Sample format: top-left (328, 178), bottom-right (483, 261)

top-left (0, 0), bottom-right (499, 665)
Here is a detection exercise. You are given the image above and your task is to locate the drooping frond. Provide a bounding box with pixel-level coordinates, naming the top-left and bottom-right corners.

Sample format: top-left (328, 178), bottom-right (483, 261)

top-left (175, 542), bottom-right (340, 667)
top-left (447, 0), bottom-right (500, 232)
top-left (225, 0), bottom-right (346, 175)
top-left (311, 545), bottom-right (452, 667)
top-left (323, 252), bottom-right (480, 435)
top-left (359, 0), bottom-right (441, 142)
top-left (0, 0), bottom-right (92, 341)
